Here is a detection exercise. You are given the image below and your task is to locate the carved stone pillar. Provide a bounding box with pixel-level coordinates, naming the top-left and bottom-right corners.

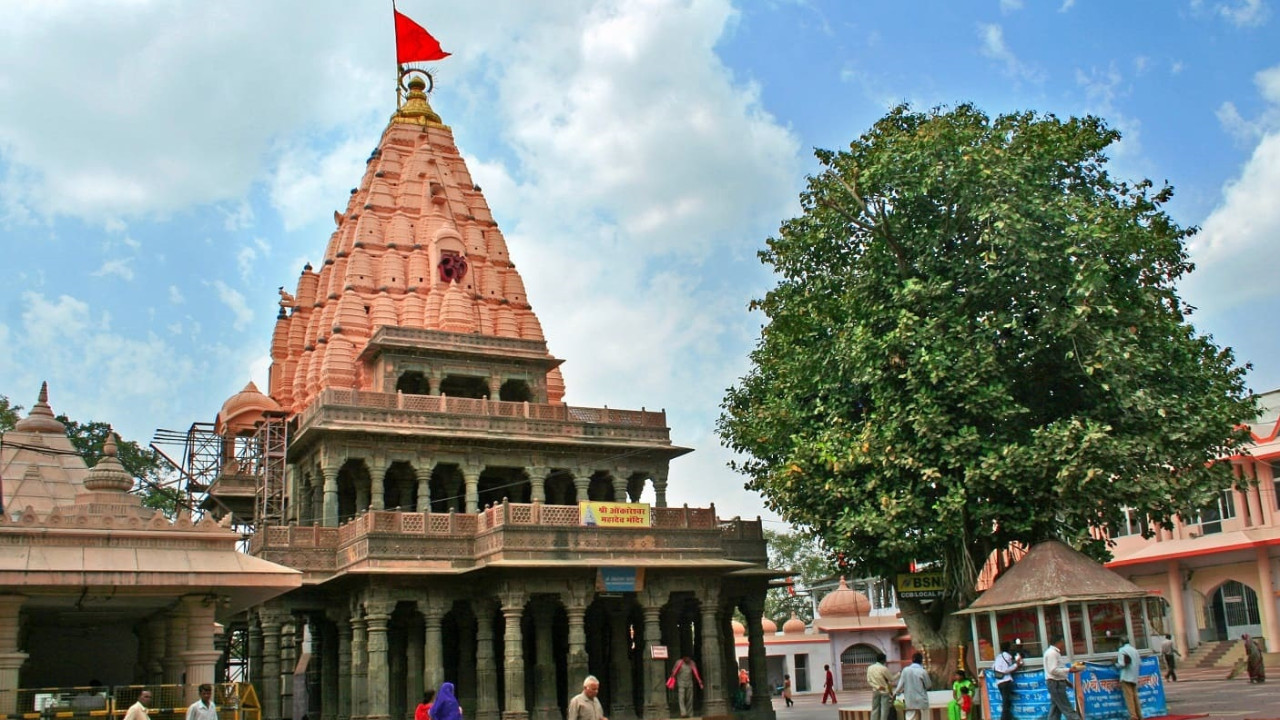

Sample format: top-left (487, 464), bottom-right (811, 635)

top-left (532, 601), bottom-right (558, 720)
top-left (565, 602), bottom-right (590, 701)
top-left (428, 374), bottom-right (441, 396)
top-left (612, 473), bottom-right (629, 503)
top-left (323, 619), bottom-right (340, 720)
top-left (700, 591), bottom-right (726, 716)
top-left (501, 592), bottom-right (529, 720)
top-left (150, 616), bottom-right (169, 684)
top-left (367, 602), bottom-right (394, 720)
top-left (609, 602), bottom-right (635, 720)
top-left (488, 376), bottom-right (502, 401)
top-left (573, 469), bottom-right (591, 504)
top-left (0, 596), bottom-right (28, 717)
top-left (260, 611), bottom-right (283, 720)
top-left (165, 605), bottom-right (189, 684)
top-left (653, 470), bottom-right (668, 509)
top-left (421, 598), bottom-right (446, 694)
top-left (181, 596), bottom-right (222, 703)
top-left (313, 469), bottom-right (326, 525)
top-left (368, 460), bottom-right (387, 511)
top-left (415, 462), bottom-right (433, 512)
top-left (336, 612), bottom-right (354, 720)
top-left (458, 612), bottom-right (477, 715)
top-left (528, 466), bottom-right (548, 504)
top-left (323, 465), bottom-right (341, 527)
top-left (474, 600), bottom-right (500, 720)
top-left (742, 597), bottom-right (770, 711)
top-left (281, 619), bottom-right (298, 718)
top-left (407, 613), bottom-right (423, 720)
top-left (464, 466), bottom-right (481, 514)
top-left (641, 606), bottom-right (667, 720)
top-left (352, 609), bottom-right (369, 719)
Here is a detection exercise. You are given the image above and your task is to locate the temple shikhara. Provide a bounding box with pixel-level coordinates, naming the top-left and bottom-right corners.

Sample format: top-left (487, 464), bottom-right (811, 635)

top-left (0, 71), bottom-right (774, 720)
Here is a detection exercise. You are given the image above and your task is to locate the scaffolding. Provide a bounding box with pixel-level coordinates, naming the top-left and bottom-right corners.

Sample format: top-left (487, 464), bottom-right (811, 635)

top-left (150, 412), bottom-right (288, 531)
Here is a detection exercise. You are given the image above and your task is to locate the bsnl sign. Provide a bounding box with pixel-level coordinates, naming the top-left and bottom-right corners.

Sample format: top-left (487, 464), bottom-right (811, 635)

top-left (896, 571), bottom-right (945, 600)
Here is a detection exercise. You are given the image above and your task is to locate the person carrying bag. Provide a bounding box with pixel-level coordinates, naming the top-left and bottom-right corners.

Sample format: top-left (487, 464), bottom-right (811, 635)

top-left (668, 657), bottom-right (704, 718)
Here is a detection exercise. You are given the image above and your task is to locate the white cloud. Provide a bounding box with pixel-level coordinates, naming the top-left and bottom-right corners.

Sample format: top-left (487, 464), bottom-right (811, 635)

top-left (1218, 0), bottom-right (1271, 26)
top-left (1172, 60), bottom-right (1185, 75)
top-left (1075, 63), bottom-right (1143, 160)
top-left (210, 280), bottom-right (254, 330)
top-left (1183, 65), bottom-right (1280, 316)
top-left (1059, 0), bottom-right (1077, 11)
top-left (976, 24), bottom-right (1044, 84)
top-left (1000, 0), bottom-right (1024, 12)
top-left (237, 247), bottom-right (258, 281)
top-left (0, 292), bottom-right (199, 440)
top-left (221, 201), bottom-right (255, 231)
top-left (168, 285), bottom-right (184, 304)
top-left (90, 258), bottom-right (135, 281)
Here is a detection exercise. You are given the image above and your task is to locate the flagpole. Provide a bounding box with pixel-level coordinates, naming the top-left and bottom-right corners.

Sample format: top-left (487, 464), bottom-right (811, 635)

top-left (392, 0), bottom-right (403, 108)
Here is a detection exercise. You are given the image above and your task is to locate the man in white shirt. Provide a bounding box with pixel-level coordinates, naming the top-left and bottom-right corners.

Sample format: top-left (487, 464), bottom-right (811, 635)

top-left (894, 652), bottom-right (931, 720)
top-left (1116, 637), bottom-right (1143, 720)
top-left (185, 684), bottom-right (218, 720)
top-left (991, 641), bottom-right (1022, 720)
top-left (123, 691), bottom-right (151, 720)
top-left (1044, 634), bottom-right (1081, 720)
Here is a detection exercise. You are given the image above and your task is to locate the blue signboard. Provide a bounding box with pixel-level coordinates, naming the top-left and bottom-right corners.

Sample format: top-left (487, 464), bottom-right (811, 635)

top-left (982, 656), bottom-right (1165, 720)
top-left (599, 567), bottom-right (640, 592)
top-left (1077, 656), bottom-right (1167, 720)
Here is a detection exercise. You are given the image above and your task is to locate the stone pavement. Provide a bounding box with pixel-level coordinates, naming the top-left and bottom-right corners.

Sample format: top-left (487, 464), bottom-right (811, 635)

top-left (768, 677), bottom-right (1280, 719)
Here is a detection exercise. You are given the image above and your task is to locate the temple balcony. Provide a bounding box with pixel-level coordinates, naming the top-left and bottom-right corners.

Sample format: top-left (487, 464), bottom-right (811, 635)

top-left (293, 387), bottom-right (677, 447)
top-left (248, 501), bottom-right (767, 581)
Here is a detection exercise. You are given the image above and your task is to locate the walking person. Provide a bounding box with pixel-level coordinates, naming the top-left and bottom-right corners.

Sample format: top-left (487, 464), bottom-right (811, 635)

top-left (1116, 636), bottom-right (1142, 720)
top-left (895, 652), bottom-right (931, 720)
top-left (992, 641), bottom-right (1022, 720)
top-left (820, 663), bottom-right (838, 704)
top-left (123, 691), bottom-right (152, 720)
top-left (415, 691), bottom-right (435, 720)
top-left (567, 676), bottom-right (608, 720)
top-left (1159, 634), bottom-right (1179, 682)
top-left (430, 682), bottom-right (463, 720)
top-left (668, 656), bottom-right (703, 718)
top-left (1044, 635), bottom-right (1081, 720)
top-left (1244, 634), bottom-right (1267, 683)
top-left (186, 684), bottom-right (218, 720)
top-left (866, 652), bottom-right (895, 720)
top-left (781, 674), bottom-right (793, 708)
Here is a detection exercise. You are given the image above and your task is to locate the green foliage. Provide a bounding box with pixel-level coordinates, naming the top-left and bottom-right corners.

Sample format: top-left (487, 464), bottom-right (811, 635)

top-left (0, 396), bottom-right (21, 433)
top-left (54, 414), bottom-right (181, 517)
top-left (720, 104), bottom-right (1256, 612)
top-left (763, 528), bottom-right (832, 624)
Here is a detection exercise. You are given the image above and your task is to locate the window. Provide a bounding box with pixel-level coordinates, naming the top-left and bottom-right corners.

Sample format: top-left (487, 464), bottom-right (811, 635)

top-left (1110, 508), bottom-right (1149, 538)
top-left (439, 375), bottom-right (489, 399)
top-left (1196, 489), bottom-right (1236, 535)
top-left (1271, 461), bottom-right (1280, 510)
top-left (396, 370), bottom-right (430, 395)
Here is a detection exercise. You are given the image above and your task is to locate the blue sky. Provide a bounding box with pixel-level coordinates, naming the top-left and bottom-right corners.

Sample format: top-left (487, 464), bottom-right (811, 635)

top-left (1, 0), bottom-right (1277, 522)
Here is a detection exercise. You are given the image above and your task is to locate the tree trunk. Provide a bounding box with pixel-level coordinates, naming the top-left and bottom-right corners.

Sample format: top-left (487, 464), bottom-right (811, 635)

top-left (898, 598), bottom-right (971, 688)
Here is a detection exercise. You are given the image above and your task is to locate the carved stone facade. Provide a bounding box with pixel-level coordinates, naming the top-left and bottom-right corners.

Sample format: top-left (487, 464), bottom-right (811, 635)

top-left (221, 77), bottom-right (776, 720)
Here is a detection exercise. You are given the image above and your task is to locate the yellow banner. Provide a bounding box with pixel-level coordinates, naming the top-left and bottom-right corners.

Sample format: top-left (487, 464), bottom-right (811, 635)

top-left (579, 501), bottom-right (652, 527)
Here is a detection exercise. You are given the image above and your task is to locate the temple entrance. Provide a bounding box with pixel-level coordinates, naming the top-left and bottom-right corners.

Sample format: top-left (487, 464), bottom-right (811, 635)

top-left (1207, 581), bottom-right (1262, 641)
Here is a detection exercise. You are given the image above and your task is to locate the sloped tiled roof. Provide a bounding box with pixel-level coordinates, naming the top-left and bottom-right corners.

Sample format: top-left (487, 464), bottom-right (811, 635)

top-left (957, 539), bottom-right (1150, 614)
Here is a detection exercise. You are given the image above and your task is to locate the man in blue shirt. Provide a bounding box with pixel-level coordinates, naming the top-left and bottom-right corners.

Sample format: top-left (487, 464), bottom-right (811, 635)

top-left (1115, 636), bottom-right (1142, 720)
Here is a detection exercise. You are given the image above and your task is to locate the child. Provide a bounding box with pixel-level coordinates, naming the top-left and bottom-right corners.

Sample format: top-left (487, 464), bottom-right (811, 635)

top-left (782, 674), bottom-right (793, 708)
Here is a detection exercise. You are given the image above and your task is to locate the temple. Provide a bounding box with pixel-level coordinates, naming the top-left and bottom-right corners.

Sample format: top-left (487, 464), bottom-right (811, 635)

top-left (192, 73), bottom-right (774, 720)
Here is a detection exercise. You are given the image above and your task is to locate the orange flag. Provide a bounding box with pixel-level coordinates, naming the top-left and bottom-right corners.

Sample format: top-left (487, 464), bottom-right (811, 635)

top-left (395, 10), bottom-right (450, 64)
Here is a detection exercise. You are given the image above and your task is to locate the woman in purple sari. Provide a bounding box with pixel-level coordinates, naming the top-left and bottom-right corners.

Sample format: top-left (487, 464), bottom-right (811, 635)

top-left (430, 683), bottom-right (463, 720)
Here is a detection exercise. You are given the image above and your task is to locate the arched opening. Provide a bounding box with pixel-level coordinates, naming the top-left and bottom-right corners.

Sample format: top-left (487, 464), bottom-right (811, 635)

top-left (478, 467), bottom-right (530, 508)
top-left (1207, 580), bottom-right (1262, 642)
top-left (588, 473), bottom-right (615, 501)
top-left (430, 464), bottom-right (464, 513)
top-left (396, 370), bottom-right (431, 395)
top-left (499, 379), bottom-right (533, 402)
top-left (337, 459), bottom-right (371, 523)
top-left (839, 643), bottom-right (884, 691)
top-left (545, 470), bottom-right (576, 505)
top-left (384, 461), bottom-right (418, 510)
top-left (440, 375), bottom-right (490, 399)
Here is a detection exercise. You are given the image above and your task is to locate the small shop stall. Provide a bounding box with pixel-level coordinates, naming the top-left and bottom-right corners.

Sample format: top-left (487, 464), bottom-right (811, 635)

top-left (956, 541), bottom-right (1168, 720)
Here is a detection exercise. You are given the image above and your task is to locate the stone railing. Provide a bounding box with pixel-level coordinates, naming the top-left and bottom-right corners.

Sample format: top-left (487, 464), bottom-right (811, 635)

top-left (249, 502), bottom-right (765, 574)
top-left (294, 388), bottom-right (671, 442)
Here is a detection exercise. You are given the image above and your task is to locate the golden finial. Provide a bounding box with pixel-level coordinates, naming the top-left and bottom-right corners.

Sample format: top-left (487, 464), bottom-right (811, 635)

top-left (394, 70), bottom-right (443, 127)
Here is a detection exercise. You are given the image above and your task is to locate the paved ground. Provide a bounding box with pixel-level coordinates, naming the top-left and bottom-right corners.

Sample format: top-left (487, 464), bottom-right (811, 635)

top-left (765, 678), bottom-right (1280, 720)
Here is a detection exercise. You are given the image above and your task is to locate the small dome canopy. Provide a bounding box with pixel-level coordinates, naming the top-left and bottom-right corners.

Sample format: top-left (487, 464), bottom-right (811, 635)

top-left (217, 381), bottom-right (283, 435)
top-left (783, 613), bottom-right (807, 634)
top-left (732, 620), bottom-right (745, 636)
top-left (14, 382), bottom-right (67, 434)
top-left (762, 617), bottom-right (778, 634)
top-left (817, 577), bottom-right (871, 617)
top-left (83, 431), bottom-right (134, 493)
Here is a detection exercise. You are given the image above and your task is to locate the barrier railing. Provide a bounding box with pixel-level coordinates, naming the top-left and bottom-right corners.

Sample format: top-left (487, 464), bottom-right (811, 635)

top-left (0, 684), bottom-right (258, 720)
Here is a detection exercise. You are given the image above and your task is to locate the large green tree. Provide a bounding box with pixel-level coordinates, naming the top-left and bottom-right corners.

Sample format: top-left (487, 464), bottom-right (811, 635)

top-left (719, 104), bottom-right (1255, 677)
top-left (764, 529), bottom-right (832, 624)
